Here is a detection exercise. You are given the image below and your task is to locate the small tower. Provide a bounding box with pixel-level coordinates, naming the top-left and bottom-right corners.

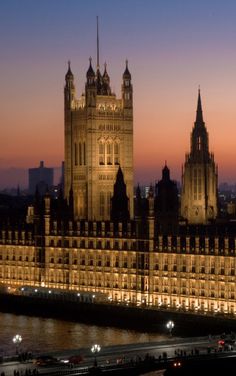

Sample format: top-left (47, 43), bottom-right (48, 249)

top-left (102, 63), bottom-right (111, 95)
top-left (181, 89), bottom-right (218, 224)
top-left (122, 60), bottom-right (133, 109)
top-left (64, 61), bottom-right (75, 109)
top-left (111, 166), bottom-right (130, 221)
top-left (85, 57), bottom-right (96, 107)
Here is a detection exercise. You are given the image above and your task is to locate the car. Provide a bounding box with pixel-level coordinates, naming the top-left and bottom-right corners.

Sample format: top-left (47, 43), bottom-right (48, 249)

top-left (173, 360), bottom-right (182, 368)
top-left (68, 355), bottom-right (83, 364)
top-left (34, 355), bottom-right (59, 366)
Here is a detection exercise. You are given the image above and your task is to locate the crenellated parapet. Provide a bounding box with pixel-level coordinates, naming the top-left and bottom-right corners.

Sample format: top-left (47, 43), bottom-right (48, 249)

top-left (155, 234), bottom-right (236, 256)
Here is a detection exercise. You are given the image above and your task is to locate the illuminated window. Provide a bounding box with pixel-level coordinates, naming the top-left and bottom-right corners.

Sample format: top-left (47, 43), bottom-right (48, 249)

top-left (99, 142), bottom-right (105, 165)
top-left (114, 142), bottom-right (119, 164)
top-left (107, 142), bottom-right (112, 165)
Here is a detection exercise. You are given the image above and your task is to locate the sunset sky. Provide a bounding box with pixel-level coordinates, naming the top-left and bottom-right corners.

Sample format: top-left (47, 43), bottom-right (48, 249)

top-left (1, 0), bottom-right (236, 188)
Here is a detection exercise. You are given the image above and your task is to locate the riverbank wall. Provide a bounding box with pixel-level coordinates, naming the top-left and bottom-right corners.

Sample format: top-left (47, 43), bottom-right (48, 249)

top-left (0, 293), bottom-right (235, 336)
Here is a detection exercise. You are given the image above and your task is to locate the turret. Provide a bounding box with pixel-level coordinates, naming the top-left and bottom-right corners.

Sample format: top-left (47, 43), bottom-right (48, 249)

top-left (85, 57), bottom-right (96, 107)
top-left (64, 61), bottom-right (75, 110)
top-left (122, 60), bottom-right (133, 109)
top-left (101, 62), bottom-right (111, 95)
top-left (96, 67), bottom-right (103, 95)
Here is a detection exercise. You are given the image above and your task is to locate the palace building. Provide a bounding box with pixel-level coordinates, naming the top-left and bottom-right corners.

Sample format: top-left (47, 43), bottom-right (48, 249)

top-left (1, 43), bottom-right (236, 319)
top-left (1, 197), bottom-right (236, 316)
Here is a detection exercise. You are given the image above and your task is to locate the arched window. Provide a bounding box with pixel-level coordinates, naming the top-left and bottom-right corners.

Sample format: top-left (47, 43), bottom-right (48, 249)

top-left (114, 142), bottom-right (119, 165)
top-left (99, 142), bottom-right (105, 165)
top-left (107, 142), bottom-right (112, 165)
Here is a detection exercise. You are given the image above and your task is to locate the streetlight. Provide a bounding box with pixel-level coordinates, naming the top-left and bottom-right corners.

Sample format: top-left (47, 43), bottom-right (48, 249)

top-left (12, 334), bottom-right (22, 354)
top-left (166, 320), bottom-right (174, 336)
top-left (91, 344), bottom-right (101, 367)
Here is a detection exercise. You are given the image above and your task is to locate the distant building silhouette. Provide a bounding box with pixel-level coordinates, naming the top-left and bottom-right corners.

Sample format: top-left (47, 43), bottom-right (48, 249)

top-left (28, 161), bottom-right (53, 195)
top-left (155, 164), bottom-right (179, 234)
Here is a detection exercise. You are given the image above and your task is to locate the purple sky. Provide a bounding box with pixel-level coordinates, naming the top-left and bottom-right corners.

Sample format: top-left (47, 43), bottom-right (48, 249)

top-left (1, 0), bottom-right (236, 189)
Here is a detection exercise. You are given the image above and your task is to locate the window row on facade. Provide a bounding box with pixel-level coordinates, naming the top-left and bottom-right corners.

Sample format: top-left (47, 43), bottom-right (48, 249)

top-left (1, 265), bottom-right (235, 302)
top-left (98, 141), bottom-right (120, 165)
top-left (48, 238), bottom-right (138, 250)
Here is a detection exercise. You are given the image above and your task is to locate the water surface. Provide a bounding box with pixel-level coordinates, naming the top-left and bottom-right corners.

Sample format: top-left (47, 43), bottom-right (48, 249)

top-left (0, 312), bottom-right (167, 355)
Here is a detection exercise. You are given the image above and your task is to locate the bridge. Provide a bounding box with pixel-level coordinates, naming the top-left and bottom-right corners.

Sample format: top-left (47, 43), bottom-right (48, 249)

top-left (1, 334), bottom-right (235, 375)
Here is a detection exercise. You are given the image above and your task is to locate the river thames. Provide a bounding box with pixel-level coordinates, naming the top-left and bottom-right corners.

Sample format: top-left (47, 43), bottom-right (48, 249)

top-left (0, 312), bottom-right (167, 356)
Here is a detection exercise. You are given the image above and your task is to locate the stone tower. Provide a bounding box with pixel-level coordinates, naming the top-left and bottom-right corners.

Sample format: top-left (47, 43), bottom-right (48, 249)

top-left (64, 56), bottom-right (133, 220)
top-left (181, 90), bottom-right (218, 224)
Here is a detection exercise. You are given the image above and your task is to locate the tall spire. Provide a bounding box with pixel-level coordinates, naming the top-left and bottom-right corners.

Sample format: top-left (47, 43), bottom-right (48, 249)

top-left (96, 16), bottom-right (99, 69)
top-left (196, 87), bottom-right (204, 123)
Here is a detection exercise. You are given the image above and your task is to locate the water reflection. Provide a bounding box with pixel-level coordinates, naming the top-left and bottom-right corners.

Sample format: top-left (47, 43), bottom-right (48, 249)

top-left (0, 313), bottom-right (167, 355)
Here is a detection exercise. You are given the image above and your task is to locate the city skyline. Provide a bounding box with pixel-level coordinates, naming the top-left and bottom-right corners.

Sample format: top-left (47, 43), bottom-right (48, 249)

top-left (1, 0), bottom-right (236, 188)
